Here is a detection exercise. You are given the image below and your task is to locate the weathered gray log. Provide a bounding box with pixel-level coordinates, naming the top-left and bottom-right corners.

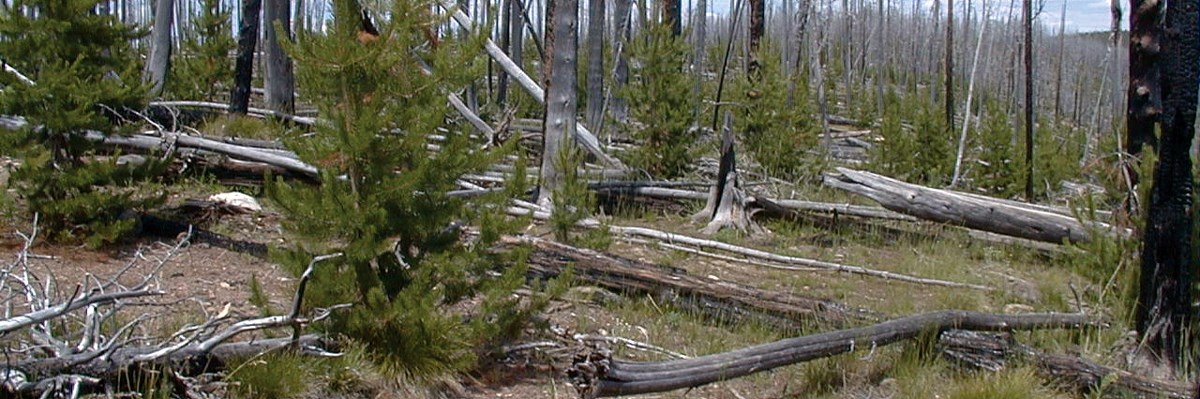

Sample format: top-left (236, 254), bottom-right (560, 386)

top-left (569, 311), bottom-right (1093, 397)
top-left (824, 167), bottom-right (1119, 244)
top-left (939, 330), bottom-right (1192, 398)
top-left (507, 235), bottom-right (874, 330)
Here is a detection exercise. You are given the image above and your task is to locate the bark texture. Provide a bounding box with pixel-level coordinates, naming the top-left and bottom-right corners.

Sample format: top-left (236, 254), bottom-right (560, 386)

top-left (263, 0), bottom-right (295, 114)
top-left (538, 0), bottom-right (579, 206)
top-left (1134, 0), bottom-right (1198, 368)
top-left (230, 0), bottom-right (262, 115)
top-left (143, 0), bottom-right (174, 97)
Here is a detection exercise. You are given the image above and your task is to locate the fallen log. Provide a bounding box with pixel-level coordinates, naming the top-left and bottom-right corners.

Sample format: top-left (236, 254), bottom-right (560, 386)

top-left (568, 311), bottom-right (1094, 397)
top-left (506, 235), bottom-right (874, 329)
top-left (824, 167), bottom-right (1122, 244)
top-left (938, 330), bottom-right (1192, 398)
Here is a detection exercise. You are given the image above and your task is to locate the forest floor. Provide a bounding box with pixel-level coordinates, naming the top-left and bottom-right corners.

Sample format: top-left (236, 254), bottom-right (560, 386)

top-left (0, 167), bottom-right (1145, 399)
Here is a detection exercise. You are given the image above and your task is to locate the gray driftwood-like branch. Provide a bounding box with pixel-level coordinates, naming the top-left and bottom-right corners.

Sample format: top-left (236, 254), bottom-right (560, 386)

top-left (568, 311), bottom-right (1094, 397)
top-left (824, 168), bottom-right (1123, 244)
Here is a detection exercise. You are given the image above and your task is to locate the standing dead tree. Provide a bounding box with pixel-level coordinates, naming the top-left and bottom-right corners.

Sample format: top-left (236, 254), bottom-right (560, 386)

top-left (143, 0), bottom-right (175, 97)
top-left (537, 0), bottom-right (579, 207)
top-left (229, 0), bottom-right (262, 115)
top-left (1134, 0), bottom-right (1199, 369)
top-left (694, 112), bottom-right (762, 235)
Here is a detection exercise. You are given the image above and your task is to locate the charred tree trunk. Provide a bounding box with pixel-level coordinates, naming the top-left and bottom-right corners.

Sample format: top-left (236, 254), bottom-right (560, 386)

top-left (747, 0), bottom-right (764, 71)
top-left (664, 0), bottom-right (682, 37)
top-left (1135, 0), bottom-right (1198, 369)
top-left (538, 0), bottom-right (579, 206)
top-left (585, 0), bottom-right (605, 131)
top-left (1126, 0), bottom-right (1163, 160)
top-left (263, 0), bottom-right (295, 114)
top-left (230, 0), bottom-right (263, 115)
top-left (143, 0), bottom-right (174, 97)
top-left (944, 0), bottom-right (955, 132)
top-left (1022, 0), bottom-right (1034, 201)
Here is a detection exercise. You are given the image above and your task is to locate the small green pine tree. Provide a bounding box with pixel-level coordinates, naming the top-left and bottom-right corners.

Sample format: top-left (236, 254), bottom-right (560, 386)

top-left (0, 0), bottom-right (164, 246)
top-left (733, 44), bottom-right (820, 181)
top-left (870, 89), bottom-right (953, 185)
top-left (266, 0), bottom-right (548, 380)
top-left (970, 100), bottom-right (1020, 196)
top-left (622, 22), bottom-right (695, 179)
top-left (168, 0), bottom-right (234, 101)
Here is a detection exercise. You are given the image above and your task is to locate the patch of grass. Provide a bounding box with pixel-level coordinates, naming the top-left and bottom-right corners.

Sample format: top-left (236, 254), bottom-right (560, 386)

top-left (247, 273), bottom-right (273, 315)
top-left (943, 367), bottom-right (1063, 399)
top-left (227, 353), bottom-right (309, 399)
top-left (200, 116), bottom-right (281, 140)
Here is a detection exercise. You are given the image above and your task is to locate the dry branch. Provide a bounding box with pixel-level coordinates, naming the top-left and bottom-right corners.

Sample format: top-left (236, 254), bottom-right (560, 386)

top-left (569, 311), bottom-right (1094, 397)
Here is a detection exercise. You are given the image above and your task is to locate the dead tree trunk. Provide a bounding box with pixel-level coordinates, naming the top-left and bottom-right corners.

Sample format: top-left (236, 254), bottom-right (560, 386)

top-left (508, 235), bottom-right (874, 329)
top-left (143, 0), bottom-right (174, 97)
top-left (747, 0), bottom-right (764, 72)
top-left (939, 330), bottom-right (1193, 398)
top-left (664, 0), bottom-right (681, 37)
top-left (569, 311), bottom-right (1092, 397)
top-left (263, 0), bottom-right (295, 114)
top-left (1135, 0), bottom-right (1198, 369)
top-left (696, 112), bottom-right (761, 235)
top-left (1126, 0), bottom-right (1163, 162)
top-left (537, 0), bottom-right (579, 206)
top-left (944, 0), bottom-right (955, 132)
top-left (1021, 0), bottom-right (1034, 201)
top-left (230, 0), bottom-right (262, 115)
top-left (585, 0), bottom-right (605, 132)
top-left (825, 168), bottom-right (1120, 244)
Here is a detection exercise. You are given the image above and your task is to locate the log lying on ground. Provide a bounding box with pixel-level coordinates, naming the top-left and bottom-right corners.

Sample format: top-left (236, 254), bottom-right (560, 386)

top-left (824, 167), bottom-right (1122, 244)
top-left (568, 311), bottom-right (1094, 397)
top-left (939, 330), bottom-right (1191, 398)
top-left (505, 235), bottom-right (874, 329)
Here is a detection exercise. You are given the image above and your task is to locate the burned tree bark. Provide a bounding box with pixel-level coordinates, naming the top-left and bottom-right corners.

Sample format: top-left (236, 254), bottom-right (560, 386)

top-left (748, 0), bottom-right (765, 63)
top-left (143, 0), bottom-right (174, 97)
top-left (569, 311), bottom-right (1092, 397)
top-left (230, 0), bottom-right (262, 115)
top-left (585, 0), bottom-right (605, 131)
top-left (263, 0), bottom-right (295, 114)
top-left (537, 0), bottom-right (579, 206)
top-left (664, 0), bottom-right (682, 37)
top-left (944, 0), bottom-right (955, 132)
top-left (1126, 0), bottom-right (1163, 160)
top-left (1022, 0), bottom-right (1034, 200)
top-left (1134, 0), bottom-right (1198, 369)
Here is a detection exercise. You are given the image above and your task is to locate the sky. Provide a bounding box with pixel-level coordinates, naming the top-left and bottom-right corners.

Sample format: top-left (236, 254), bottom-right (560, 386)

top-left (703, 0), bottom-right (1121, 33)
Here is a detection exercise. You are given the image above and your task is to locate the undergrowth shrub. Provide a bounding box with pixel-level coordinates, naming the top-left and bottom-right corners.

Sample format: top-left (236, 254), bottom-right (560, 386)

top-left (870, 89), bottom-right (953, 185)
top-left (168, 0), bottom-right (233, 101)
top-left (0, 0), bottom-right (166, 246)
top-left (267, 0), bottom-right (562, 382)
top-left (622, 22), bottom-right (695, 179)
top-left (732, 43), bottom-right (821, 181)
